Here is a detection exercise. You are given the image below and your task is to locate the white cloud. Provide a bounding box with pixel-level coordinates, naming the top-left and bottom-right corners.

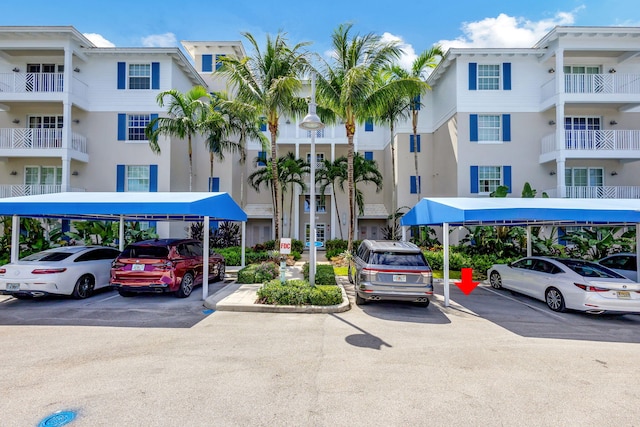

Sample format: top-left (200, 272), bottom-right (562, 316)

top-left (141, 32), bottom-right (178, 47)
top-left (83, 33), bottom-right (115, 48)
top-left (438, 10), bottom-right (580, 50)
top-left (381, 32), bottom-right (417, 72)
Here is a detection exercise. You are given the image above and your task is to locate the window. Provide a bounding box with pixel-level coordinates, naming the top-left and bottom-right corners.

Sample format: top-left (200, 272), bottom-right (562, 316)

top-left (564, 117), bottom-right (602, 149)
top-left (478, 166), bottom-right (501, 193)
top-left (306, 152), bottom-right (324, 167)
top-left (478, 64), bottom-right (500, 90)
top-left (25, 166), bottom-right (62, 188)
top-left (126, 166), bottom-right (150, 192)
top-left (478, 115), bottom-right (501, 142)
top-left (565, 168), bottom-right (603, 187)
top-left (129, 64), bottom-right (151, 89)
top-left (304, 195), bottom-right (326, 213)
top-left (128, 114), bottom-right (151, 141)
top-left (364, 151), bottom-right (373, 161)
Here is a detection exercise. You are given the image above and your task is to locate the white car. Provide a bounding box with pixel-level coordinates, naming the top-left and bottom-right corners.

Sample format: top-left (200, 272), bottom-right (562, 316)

top-left (487, 256), bottom-right (640, 314)
top-left (0, 246), bottom-right (121, 299)
top-left (598, 253), bottom-right (638, 282)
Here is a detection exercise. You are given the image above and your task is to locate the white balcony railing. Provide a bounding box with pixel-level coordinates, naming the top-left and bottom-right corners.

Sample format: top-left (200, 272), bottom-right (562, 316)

top-left (564, 73), bottom-right (640, 94)
top-left (544, 186), bottom-right (640, 199)
top-left (0, 72), bottom-right (64, 93)
top-left (541, 130), bottom-right (640, 154)
top-left (0, 128), bottom-right (87, 153)
top-left (0, 185), bottom-right (85, 198)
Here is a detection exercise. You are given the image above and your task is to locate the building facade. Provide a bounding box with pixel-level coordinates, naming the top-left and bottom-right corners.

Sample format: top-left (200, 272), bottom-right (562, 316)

top-left (1, 26), bottom-right (640, 247)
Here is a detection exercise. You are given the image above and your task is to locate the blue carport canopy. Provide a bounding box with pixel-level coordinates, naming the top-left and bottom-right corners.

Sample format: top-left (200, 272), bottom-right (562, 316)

top-left (400, 198), bottom-right (640, 306)
top-left (0, 192), bottom-right (248, 301)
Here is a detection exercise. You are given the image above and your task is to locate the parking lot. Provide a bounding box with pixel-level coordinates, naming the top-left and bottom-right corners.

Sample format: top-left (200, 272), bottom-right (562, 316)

top-left (1, 278), bottom-right (639, 426)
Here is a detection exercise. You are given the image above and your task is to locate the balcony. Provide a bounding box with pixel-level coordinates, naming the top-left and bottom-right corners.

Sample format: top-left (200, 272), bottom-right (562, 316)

top-left (540, 130), bottom-right (640, 162)
top-left (0, 128), bottom-right (88, 161)
top-left (544, 186), bottom-right (640, 199)
top-left (0, 72), bottom-right (88, 104)
top-left (541, 73), bottom-right (640, 106)
top-left (0, 185), bottom-right (85, 199)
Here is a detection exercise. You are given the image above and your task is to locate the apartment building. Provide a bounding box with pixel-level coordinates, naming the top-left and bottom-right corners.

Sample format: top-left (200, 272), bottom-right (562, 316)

top-left (1, 26), bottom-right (639, 247)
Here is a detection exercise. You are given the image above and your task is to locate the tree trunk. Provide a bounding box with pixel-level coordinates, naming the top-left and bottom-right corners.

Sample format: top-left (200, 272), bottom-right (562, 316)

top-left (269, 124), bottom-right (280, 240)
top-left (347, 129), bottom-right (355, 253)
top-left (390, 122), bottom-right (397, 232)
top-left (188, 135), bottom-right (193, 192)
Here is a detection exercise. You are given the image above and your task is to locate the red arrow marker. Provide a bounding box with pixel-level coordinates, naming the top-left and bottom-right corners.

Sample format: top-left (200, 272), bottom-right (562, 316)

top-left (455, 268), bottom-right (480, 295)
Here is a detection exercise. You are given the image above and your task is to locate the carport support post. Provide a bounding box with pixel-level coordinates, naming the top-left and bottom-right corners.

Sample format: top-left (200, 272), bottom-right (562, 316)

top-left (241, 222), bottom-right (246, 268)
top-left (202, 216), bottom-right (210, 300)
top-left (118, 216), bottom-right (125, 252)
top-left (10, 215), bottom-right (19, 263)
top-left (526, 226), bottom-right (532, 257)
top-left (443, 222), bottom-right (450, 307)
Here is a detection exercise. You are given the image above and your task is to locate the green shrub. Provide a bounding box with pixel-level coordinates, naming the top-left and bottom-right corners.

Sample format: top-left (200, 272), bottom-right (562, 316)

top-left (256, 279), bottom-right (342, 306)
top-left (214, 247), bottom-right (241, 266)
top-left (292, 239), bottom-right (304, 254)
top-left (423, 249), bottom-right (473, 271)
top-left (302, 263), bottom-right (336, 286)
top-left (237, 261), bottom-right (280, 284)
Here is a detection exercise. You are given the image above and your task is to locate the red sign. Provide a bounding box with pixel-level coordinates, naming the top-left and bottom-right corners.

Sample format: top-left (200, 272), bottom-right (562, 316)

top-left (455, 268), bottom-right (480, 295)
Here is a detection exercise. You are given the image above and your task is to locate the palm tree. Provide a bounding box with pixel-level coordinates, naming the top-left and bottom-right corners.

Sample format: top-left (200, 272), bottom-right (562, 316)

top-left (146, 86), bottom-right (211, 191)
top-left (350, 153), bottom-right (384, 216)
top-left (217, 32), bottom-right (310, 240)
top-left (279, 153), bottom-right (309, 236)
top-left (389, 45), bottom-right (444, 202)
top-left (316, 157), bottom-right (347, 239)
top-left (317, 22), bottom-right (425, 252)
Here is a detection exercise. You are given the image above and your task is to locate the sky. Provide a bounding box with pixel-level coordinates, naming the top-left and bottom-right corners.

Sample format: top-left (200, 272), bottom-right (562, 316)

top-left (2, 0), bottom-right (640, 70)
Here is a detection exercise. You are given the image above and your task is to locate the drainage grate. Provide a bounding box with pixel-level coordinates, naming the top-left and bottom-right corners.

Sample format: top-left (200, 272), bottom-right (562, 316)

top-left (38, 410), bottom-right (77, 427)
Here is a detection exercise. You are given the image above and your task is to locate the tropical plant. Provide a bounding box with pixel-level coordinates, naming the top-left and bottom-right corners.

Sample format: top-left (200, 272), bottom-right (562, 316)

top-left (316, 157), bottom-right (347, 239)
top-left (0, 217), bottom-right (51, 264)
top-left (563, 226), bottom-right (635, 260)
top-left (65, 220), bottom-right (157, 246)
top-left (316, 22), bottom-right (425, 252)
top-left (218, 31), bottom-right (311, 239)
top-left (279, 152), bottom-right (309, 236)
top-left (201, 98), bottom-right (241, 182)
top-left (388, 45), bottom-right (444, 202)
top-left (350, 152), bottom-right (383, 216)
top-left (146, 86), bottom-right (211, 191)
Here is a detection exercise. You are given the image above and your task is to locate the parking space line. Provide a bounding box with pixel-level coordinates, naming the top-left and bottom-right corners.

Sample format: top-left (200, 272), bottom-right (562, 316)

top-left (479, 285), bottom-right (569, 322)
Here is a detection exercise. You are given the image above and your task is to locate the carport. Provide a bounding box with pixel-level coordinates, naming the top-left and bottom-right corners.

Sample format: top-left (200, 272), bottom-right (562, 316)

top-left (0, 192), bottom-right (247, 300)
top-left (400, 197), bottom-right (640, 306)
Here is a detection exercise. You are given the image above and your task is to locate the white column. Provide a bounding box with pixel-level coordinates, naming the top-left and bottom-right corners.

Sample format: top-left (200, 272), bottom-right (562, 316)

top-left (119, 216), bottom-right (125, 251)
top-left (294, 143), bottom-right (300, 240)
top-left (202, 216), bottom-right (210, 300)
top-left (555, 49), bottom-right (566, 198)
top-left (443, 222), bottom-right (450, 307)
top-left (11, 215), bottom-right (19, 263)
top-left (526, 226), bottom-right (532, 257)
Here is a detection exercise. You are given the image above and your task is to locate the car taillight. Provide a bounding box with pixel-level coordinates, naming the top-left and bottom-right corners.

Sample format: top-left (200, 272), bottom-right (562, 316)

top-left (362, 267), bottom-right (378, 281)
top-left (574, 283), bottom-right (609, 292)
top-left (0, 268), bottom-right (5, 274)
top-left (112, 261), bottom-right (125, 268)
top-left (152, 261), bottom-right (174, 269)
top-left (32, 268), bottom-right (67, 274)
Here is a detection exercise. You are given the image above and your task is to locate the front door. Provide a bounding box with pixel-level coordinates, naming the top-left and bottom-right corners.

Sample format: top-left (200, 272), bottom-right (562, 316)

top-left (305, 223), bottom-right (326, 249)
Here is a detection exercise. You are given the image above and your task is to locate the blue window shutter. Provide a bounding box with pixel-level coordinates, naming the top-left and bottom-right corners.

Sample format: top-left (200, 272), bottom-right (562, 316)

top-left (257, 151), bottom-right (267, 166)
top-left (502, 114), bottom-right (511, 142)
top-left (365, 118), bottom-right (373, 132)
top-left (418, 176), bottom-right (421, 194)
top-left (209, 177), bottom-right (220, 192)
top-left (202, 54), bottom-right (213, 72)
top-left (503, 166), bottom-right (512, 193)
top-left (410, 176), bottom-right (417, 194)
top-left (151, 62), bottom-right (160, 89)
top-left (558, 227), bottom-right (566, 246)
top-left (470, 114), bottom-right (478, 142)
top-left (150, 113), bottom-right (158, 132)
top-left (410, 135), bottom-right (421, 152)
top-left (149, 165), bottom-right (158, 192)
top-left (503, 63), bottom-right (511, 90)
top-left (260, 122), bottom-right (267, 132)
top-left (470, 166), bottom-right (479, 194)
top-left (469, 63), bottom-right (477, 90)
top-left (116, 165), bottom-right (125, 192)
top-left (364, 151), bottom-right (373, 161)
top-left (118, 114), bottom-right (127, 141)
top-left (417, 135), bottom-right (421, 152)
top-left (117, 62), bottom-right (126, 89)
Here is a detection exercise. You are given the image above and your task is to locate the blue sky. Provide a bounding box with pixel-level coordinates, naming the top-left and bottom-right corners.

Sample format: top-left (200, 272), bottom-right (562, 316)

top-left (2, 0), bottom-right (640, 69)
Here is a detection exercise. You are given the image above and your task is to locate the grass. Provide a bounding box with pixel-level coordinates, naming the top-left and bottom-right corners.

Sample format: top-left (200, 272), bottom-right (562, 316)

top-left (333, 266), bottom-right (348, 276)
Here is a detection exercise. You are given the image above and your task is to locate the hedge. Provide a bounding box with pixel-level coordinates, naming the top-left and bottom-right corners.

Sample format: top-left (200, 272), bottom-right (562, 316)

top-left (256, 279), bottom-right (342, 306)
top-left (301, 263), bottom-right (337, 286)
top-left (237, 262), bottom-right (280, 284)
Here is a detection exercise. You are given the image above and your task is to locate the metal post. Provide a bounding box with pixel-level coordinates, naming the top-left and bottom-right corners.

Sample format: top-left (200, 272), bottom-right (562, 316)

top-left (202, 216), bottom-right (210, 300)
top-left (309, 78), bottom-right (317, 287)
top-left (443, 222), bottom-right (450, 307)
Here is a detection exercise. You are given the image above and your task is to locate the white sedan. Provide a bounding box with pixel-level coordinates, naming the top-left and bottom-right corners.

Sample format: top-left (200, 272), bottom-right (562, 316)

top-left (0, 246), bottom-right (121, 299)
top-left (487, 256), bottom-right (640, 314)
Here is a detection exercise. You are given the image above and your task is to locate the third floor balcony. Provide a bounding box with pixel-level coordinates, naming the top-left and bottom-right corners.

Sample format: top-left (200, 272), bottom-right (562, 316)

top-left (541, 73), bottom-right (640, 105)
top-left (0, 72), bottom-right (88, 102)
top-left (540, 130), bottom-right (640, 163)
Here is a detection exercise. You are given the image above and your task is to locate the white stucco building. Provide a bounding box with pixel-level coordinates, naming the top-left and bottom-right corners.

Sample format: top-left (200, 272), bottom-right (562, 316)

top-left (1, 25), bottom-right (640, 246)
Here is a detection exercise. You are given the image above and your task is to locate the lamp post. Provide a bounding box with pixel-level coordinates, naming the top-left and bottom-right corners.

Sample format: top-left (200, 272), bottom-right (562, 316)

top-left (299, 73), bottom-right (325, 286)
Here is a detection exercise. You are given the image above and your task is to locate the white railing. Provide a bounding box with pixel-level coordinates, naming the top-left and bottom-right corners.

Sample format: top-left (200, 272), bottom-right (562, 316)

top-left (0, 72), bottom-right (64, 93)
top-left (545, 186), bottom-right (640, 199)
top-left (541, 130), bottom-right (640, 153)
top-left (0, 128), bottom-right (87, 153)
top-left (0, 185), bottom-right (85, 198)
top-left (564, 73), bottom-right (640, 94)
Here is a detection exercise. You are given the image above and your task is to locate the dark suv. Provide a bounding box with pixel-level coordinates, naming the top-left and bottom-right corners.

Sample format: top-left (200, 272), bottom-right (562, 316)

top-left (110, 238), bottom-right (225, 298)
top-left (349, 240), bottom-right (433, 307)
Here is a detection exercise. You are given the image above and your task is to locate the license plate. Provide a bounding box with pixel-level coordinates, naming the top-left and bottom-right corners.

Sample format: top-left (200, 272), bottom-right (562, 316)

top-left (393, 275), bottom-right (406, 282)
top-left (617, 291), bottom-right (630, 299)
top-left (7, 283), bottom-right (19, 291)
top-left (132, 264), bottom-right (145, 271)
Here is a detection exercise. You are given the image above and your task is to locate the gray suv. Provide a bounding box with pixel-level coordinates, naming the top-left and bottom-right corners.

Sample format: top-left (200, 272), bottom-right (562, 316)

top-left (349, 240), bottom-right (433, 307)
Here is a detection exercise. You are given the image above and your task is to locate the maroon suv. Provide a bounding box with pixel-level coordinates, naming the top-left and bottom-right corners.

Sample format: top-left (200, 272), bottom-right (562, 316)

top-left (110, 238), bottom-right (225, 298)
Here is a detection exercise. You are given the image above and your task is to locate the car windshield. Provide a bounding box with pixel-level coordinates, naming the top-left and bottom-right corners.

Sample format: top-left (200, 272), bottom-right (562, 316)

top-left (369, 252), bottom-right (428, 267)
top-left (557, 259), bottom-right (626, 279)
top-left (21, 252), bottom-right (73, 262)
top-left (120, 245), bottom-right (169, 259)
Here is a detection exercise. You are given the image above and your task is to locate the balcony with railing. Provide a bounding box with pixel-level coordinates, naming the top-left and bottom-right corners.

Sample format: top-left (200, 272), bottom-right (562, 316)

top-left (0, 185), bottom-right (85, 199)
top-left (0, 128), bottom-right (88, 161)
top-left (540, 130), bottom-right (640, 162)
top-left (541, 73), bottom-right (640, 105)
top-left (276, 122), bottom-right (348, 144)
top-left (544, 186), bottom-right (640, 199)
top-left (0, 73), bottom-right (88, 103)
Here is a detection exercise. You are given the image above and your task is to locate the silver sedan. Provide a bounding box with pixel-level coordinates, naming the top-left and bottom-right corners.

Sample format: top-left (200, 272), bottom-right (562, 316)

top-left (0, 246), bottom-right (121, 299)
top-left (487, 256), bottom-right (640, 314)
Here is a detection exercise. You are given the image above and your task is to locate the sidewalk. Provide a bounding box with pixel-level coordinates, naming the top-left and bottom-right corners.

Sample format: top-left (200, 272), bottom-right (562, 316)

top-left (204, 251), bottom-right (350, 313)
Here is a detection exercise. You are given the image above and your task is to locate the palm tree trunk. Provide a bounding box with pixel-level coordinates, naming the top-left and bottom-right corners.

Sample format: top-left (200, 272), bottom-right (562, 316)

top-left (188, 135), bottom-right (193, 192)
top-left (270, 127), bottom-right (280, 240)
top-left (334, 191), bottom-right (344, 240)
top-left (347, 132), bottom-right (355, 252)
top-left (390, 122), bottom-right (397, 232)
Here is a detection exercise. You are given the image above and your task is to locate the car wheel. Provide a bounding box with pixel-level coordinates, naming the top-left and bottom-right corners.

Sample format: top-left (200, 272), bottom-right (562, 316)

top-left (217, 262), bottom-right (226, 281)
top-left (72, 274), bottom-right (95, 299)
top-left (118, 290), bottom-right (136, 297)
top-left (347, 265), bottom-right (354, 284)
top-left (176, 272), bottom-right (194, 298)
top-left (489, 271), bottom-right (502, 289)
top-left (545, 287), bottom-right (566, 312)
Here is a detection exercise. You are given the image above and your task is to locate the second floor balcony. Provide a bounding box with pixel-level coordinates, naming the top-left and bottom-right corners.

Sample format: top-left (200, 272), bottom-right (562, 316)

top-left (540, 130), bottom-right (640, 163)
top-left (544, 186), bottom-right (640, 199)
top-left (0, 128), bottom-right (88, 162)
top-left (0, 184), bottom-right (85, 199)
